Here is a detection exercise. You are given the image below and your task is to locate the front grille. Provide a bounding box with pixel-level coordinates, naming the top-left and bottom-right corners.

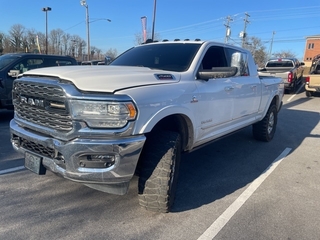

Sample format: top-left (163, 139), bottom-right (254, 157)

top-left (20, 137), bottom-right (55, 158)
top-left (13, 81), bottom-right (73, 132)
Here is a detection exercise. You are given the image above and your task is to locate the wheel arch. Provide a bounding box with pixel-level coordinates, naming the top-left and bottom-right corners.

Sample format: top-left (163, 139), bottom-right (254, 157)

top-left (145, 114), bottom-right (194, 152)
top-left (258, 93), bottom-right (281, 123)
top-left (135, 106), bottom-right (195, 152)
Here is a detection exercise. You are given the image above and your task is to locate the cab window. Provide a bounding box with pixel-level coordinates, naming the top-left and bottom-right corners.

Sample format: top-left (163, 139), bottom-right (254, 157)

top-left (12, 58), bottom-right (44, 73)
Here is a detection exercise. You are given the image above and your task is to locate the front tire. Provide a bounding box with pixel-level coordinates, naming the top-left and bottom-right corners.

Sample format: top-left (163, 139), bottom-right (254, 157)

top-left (138, 131), bottom-right (181, 213)
top-left (252, 104), bottom-right (278, 142)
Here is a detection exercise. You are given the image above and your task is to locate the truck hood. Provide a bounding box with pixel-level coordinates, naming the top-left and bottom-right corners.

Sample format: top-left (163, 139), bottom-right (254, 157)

top-left (22, 65), bottom-right (181, 92)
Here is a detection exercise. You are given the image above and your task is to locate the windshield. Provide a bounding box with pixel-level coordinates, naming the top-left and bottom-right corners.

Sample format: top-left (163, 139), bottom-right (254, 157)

top-left (0, 54), bottom-right (20, 70)
top-left (110, 43), bottom-right (201, 72)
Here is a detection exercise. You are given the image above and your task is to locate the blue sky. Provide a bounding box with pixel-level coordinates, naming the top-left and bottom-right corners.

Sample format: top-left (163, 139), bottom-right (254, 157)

top-left (1, 0), bottom-right (320, 60)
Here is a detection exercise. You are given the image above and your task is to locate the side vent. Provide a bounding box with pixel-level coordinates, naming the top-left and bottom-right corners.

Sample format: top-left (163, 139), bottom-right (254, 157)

top-left (155, 74), bottom-right (175, 80)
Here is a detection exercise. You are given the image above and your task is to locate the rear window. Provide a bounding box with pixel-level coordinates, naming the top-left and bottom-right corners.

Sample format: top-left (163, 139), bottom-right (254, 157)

top-left (110, 43), bottom-right (201, 72)
top-left (266, 61), bottom-right (293, 68)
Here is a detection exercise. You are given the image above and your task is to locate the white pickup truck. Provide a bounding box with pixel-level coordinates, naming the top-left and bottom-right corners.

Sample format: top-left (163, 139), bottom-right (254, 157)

top-left (10, 40), bottom-right (284, 212)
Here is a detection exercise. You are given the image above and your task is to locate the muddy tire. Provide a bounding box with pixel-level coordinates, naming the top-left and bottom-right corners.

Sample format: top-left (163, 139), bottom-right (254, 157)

top-left (252, 104), bottom-right (277, 142)
top-left (138, 131), bottom-right (181, 213)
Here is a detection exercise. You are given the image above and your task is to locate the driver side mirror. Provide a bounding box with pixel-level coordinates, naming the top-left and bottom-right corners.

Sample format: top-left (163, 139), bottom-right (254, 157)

top-left (8, 70), bottom-right (20, 78)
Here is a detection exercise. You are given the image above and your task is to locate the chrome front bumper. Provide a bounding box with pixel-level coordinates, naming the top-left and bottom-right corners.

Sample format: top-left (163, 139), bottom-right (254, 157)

top-left (10, 120), bottom-right (146, 195)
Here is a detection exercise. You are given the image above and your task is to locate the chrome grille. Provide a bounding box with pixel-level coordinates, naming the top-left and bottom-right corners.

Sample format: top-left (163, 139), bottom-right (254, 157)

top-left (13, 81), bottom-right (73, 131)
top-left (14, 82), bottom-right (65, 98)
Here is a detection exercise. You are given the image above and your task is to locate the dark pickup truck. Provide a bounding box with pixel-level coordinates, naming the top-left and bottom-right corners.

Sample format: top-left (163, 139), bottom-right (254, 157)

top-left (258, 58), bottom-right (305, 93)
top-left (0, 53), bottom-right (77, 109)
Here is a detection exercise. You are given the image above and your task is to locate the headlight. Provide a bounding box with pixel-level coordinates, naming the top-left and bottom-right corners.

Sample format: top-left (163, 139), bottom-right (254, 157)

top-left (69, 100), bottom-right (137, 128)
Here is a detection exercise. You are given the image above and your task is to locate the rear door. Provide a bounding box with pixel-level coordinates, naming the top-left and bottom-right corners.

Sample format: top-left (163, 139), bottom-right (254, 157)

top-left (193, 45), bottom-right (261, 143)
top-left (225, 48), bottom-right (261, 120)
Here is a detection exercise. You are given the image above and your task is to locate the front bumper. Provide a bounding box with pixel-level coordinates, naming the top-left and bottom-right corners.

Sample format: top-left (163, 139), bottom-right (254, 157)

top-left (10, 120), bottom-right (146, 195)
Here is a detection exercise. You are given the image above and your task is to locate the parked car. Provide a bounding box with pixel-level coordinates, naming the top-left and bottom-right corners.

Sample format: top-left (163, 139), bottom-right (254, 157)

top-left (0, 53), bottom-right (77, 109)
top-left (258, 58), bottom-right (304, 93)
top-left (305, 54), bottom-right (320, 97)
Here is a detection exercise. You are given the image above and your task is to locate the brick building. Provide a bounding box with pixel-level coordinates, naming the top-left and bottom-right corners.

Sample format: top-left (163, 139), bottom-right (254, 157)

top-left (303, 35), bottom-right (320, 66)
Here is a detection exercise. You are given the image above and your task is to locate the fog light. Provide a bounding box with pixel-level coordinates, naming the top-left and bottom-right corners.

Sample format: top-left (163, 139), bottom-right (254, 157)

top-left (79, 154), bottom-right (116, 168)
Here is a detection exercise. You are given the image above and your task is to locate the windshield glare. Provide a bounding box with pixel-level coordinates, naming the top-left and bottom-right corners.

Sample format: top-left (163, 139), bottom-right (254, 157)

top-left (0, 55), bottom-right (20, 70)
top-left (110, 43), bottom-right (201, 72)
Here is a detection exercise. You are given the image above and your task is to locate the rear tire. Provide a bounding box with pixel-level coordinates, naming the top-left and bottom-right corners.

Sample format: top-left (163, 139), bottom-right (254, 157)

top-left (306, 91), bottom-right (313, 97)
top-left (138, 131), bottom-right (181, 213)
top-left (252, 104), bottom-right (277, 142)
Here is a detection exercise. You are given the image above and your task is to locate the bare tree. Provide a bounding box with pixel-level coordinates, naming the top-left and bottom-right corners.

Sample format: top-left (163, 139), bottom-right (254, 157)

top-left (77, 39), bottom-right (85, 59)
top-left (69, 35), bottom-right (83, 59)
top-left (2, 34), bottom-right (12, 53)
top-left (49, 29), bottom-right (64, 54)
top-left (95, 48), bottom-right (102, 60)
top-left (0, 32), bottom-right (5, 54)
top-left (272, 50), bottom-right (296, 58)
top-left (9, 24), bottom-right (25, 52)
top-left (105, 48), bottom-right (118, 60)
top-left (244, 36), bottom-right (268, 68)
top-left (25, 29), bottom-right (38, 53)
top-left (36, 32), bottom-right (46, 54)
top-left (61, 33), bottom-right (70, 55)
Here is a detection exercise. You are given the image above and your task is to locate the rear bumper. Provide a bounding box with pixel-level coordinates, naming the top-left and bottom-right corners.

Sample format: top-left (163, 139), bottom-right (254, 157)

top-left (305, 84), bottom-right (320, 92)
top-left (284, 82), bottom-right (294, 89)
top-left (10, 120), bottom-right (146, 195)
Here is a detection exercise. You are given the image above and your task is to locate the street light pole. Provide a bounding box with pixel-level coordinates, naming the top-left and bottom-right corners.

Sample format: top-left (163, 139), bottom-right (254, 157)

top-left (80, 0), bottom-right (90, 61)
top-left (42, 7), bottom-right (51, 54)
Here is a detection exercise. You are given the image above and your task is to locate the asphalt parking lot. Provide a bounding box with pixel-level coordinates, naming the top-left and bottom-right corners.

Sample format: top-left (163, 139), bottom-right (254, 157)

top-left (0, 85), bottom-right (320, 240)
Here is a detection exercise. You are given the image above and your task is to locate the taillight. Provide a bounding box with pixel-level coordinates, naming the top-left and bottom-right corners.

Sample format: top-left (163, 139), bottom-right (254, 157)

top-left (288, 72), bottom-right (293, 83)
top-left (305, 76), bottom-right (310, 83)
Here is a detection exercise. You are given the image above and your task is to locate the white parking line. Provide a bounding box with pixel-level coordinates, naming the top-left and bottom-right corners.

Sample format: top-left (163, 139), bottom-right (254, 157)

top-left (197, 147), bottom-right (292, 240)
top-left (0, 166), bottom-right (25, 175)
top-left (287, 83), bottom-right (305, 102)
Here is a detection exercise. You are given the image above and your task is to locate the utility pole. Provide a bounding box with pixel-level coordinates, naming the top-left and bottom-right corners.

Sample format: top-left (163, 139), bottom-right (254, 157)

top-left (269, 31), bottom-right (276, 59)
top-left (151, 0), bottom-right (157, 41)
top-left (241, 12), bottom-right (250, 48)
top-left (224, 15), bottom-right (233, 43)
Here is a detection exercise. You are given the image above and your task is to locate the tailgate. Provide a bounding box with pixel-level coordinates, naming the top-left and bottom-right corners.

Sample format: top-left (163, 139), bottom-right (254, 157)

top-left (305, 74), bottom-right (320, 92)
top-left (307, 74), bottom-right (320, 87)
